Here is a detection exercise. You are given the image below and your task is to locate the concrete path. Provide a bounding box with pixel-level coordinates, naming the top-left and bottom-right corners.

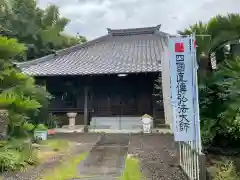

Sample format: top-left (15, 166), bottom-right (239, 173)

top-left (76, 134), bottom-right (129, 179)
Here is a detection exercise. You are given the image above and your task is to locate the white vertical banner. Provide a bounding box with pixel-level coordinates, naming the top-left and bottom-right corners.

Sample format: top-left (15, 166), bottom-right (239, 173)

top-left (168, 36), bottom-right (195, 141)
top-left (189, 35), bottom-right (202, 151)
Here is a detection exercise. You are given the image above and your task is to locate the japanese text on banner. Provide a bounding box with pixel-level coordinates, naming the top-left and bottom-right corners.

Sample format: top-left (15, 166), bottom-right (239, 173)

top-left (176, 55), bottom-right (190, 133)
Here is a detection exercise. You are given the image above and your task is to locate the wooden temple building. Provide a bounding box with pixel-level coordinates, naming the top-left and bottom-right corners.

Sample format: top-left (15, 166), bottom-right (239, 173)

top-left (16, 25), bottom-right (173, 132)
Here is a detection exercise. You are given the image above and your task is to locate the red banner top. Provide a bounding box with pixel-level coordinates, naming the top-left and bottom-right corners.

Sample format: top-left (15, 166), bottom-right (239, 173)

top-left (175, 42), bottom-right (184, 52)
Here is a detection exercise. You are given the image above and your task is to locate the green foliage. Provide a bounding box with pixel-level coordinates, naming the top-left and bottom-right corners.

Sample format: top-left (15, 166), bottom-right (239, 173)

top-left (0, 37), bottom-right (26, 59)
top-left (209, 158), bottom-right (240, 180)
top-left (178, 21), bottom-right (211, 58)
top-left (153, 77), bottom-right (163, 104)
top-left (213, 57), bottom-right (240, 138)
top-left (35, 124), bottom-right (48, 131)
top-left (0, 0), bottom-right (84, 140)
top-left (1, 0), bottom-right (87, 61)
top-left (119, 156), bottom-right (146, 180)
top-left (0, 36), bottom-right (52, 138)
top-left (0, 149), bottom-right (25, 171)
top-left (0, 3), bottom-right (57, 172)
top-left (0, 139), bottom-right (38, 172)
top-left (46, 113), bottom-right (58, 129)
top-left (22, 122), bottom-right (35, 132)
top-left (179, 13), bottom-right (240, 62)
top-left (199, 57), bottom-right (240, 145)
top-left (179, 13), bottom-right (240, 147)
top-left (42, 152), bottom-right (88, 180)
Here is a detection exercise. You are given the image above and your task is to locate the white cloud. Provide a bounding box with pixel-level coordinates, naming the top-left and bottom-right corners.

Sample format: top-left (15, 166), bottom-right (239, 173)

top-left (38, 0), bottom-right (240, 40)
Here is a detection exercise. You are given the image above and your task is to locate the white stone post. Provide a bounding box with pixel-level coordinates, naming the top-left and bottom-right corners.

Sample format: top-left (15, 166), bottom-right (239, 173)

top-left (141, 117), bottom-right (152, 133)
top-left (66, 112), bottom-right (78, 129)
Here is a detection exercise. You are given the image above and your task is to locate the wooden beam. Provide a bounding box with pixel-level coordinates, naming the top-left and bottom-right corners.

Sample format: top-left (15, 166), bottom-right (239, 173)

top-left (84, 86), bottom-right (88, 132)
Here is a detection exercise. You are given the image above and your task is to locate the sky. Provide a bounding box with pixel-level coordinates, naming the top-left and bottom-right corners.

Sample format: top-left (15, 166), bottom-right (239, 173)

top-left (37, 0), bottom-right (240, 40)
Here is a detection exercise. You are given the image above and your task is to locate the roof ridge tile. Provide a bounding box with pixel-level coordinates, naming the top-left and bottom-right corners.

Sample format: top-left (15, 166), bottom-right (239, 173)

top-left (107, 25), bottom-right (161, 36)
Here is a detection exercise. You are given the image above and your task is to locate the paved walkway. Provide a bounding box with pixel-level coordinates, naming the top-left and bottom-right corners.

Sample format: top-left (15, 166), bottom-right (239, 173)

top-left (76, 134), bottom-right (129, 179)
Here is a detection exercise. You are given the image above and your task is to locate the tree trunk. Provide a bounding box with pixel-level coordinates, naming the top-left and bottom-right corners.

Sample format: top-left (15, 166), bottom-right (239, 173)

top-left (0, 110), bottom-right (8, 140)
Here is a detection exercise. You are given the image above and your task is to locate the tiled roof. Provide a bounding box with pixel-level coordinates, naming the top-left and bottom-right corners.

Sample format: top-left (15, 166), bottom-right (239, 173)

top-left (16, 25), bottom-right (169, 76)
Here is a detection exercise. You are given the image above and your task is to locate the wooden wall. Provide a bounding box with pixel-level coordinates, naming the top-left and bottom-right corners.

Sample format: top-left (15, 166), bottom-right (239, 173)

top-left (37, 73), bottom-right (165, 126)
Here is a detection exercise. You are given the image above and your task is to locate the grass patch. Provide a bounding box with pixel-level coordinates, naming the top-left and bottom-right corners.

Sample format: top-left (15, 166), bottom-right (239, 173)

top-left (207, 155), bottom-right (240, 180)
top-left (119, 155), bottom-right (146, 180)
top-left (40, 139), bottom-right (69, 152)
top-left (41, 152), bottom-right (88, 180)
top-left (37, 150), bottom-right (58, 163)
top-left (37, 139), bottom-right (70, 163)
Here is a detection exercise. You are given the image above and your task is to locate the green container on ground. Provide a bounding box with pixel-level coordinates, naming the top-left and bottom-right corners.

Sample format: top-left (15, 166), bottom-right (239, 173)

top-left (34, 130), bottom-right (48, 140)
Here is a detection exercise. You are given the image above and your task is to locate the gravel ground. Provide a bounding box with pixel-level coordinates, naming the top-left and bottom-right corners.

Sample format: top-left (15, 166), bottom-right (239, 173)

top-left (128, 134), bottom-right (188, 180)
top-left (2, 133), bottom-right (102, 180)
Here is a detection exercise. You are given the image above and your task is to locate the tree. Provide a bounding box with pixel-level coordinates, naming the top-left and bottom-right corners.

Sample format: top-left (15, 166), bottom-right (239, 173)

top-left (0, 36), bottom-right (47, 169)
top-left (0, 0), bottom-right (87, 61)
top-left (0, 36), bottom-right (52, 137)
top-left (179, 13), bottom-right (240, 63)
top-left (199, 57), bottom-right (240, 146)
top-left (178, 13), bottom-right (240, 147)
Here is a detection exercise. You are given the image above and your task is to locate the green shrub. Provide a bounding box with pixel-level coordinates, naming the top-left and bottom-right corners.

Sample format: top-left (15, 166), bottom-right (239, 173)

top-left (213, 159), bottom-right (240, 180)
top-left (0, 139), bottom-right (38, 172)
top-left (0, 149), bottom-right (25, 171)
top-left (0, 37), bottom-right (52, 138)
top-left (35, 124), bottom-right (48, 131)
top-left (199, 57), bottom-right (240, 146)
top-left (0, 141), bottom-right (7, 148)
top-left (46, 113), bottom-right (58, 129)
top-left (22, 122), bottom-right (35, 132)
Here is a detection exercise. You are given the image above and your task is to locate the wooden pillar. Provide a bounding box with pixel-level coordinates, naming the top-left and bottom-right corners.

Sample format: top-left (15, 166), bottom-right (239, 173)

top-left (76, 78), bottom-right (81, 109)
top-left (199, 153), bottom-right (207, 180)
top-left (84, 86), bottom-right (88, 132)
top-left (43, 78), bottom-right (47, 90)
